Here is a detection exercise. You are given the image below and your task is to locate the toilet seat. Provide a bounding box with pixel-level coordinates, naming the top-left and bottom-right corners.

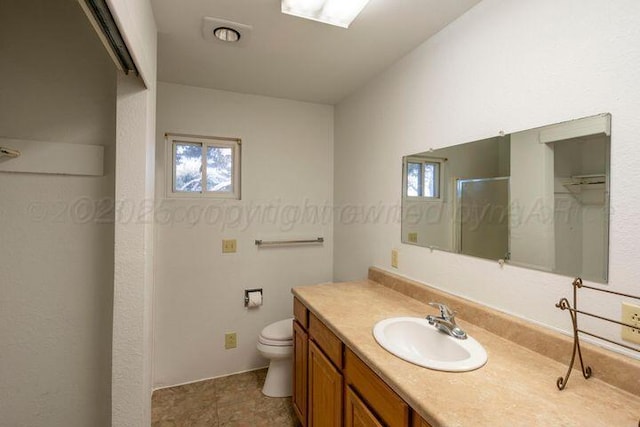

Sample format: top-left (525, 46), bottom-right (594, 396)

top-left (259, 318), bottom-right (293, 346)
top-left (260, 318), bottom-right (293, 340)
top-left (258, 336), bottom-right (293, 346)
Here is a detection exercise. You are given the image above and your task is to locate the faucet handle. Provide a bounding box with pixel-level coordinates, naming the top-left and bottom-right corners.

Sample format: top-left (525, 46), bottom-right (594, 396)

top-left (428, 302), bottom-right (456, 320)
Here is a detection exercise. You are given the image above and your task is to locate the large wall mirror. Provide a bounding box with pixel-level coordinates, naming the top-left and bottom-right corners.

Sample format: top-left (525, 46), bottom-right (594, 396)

top-left (402, 114), bottom-right (611, 283)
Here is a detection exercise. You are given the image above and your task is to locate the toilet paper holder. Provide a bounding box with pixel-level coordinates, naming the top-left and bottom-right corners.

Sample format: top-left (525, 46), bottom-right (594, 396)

top-left (244, 288), bottom-right (263, 308)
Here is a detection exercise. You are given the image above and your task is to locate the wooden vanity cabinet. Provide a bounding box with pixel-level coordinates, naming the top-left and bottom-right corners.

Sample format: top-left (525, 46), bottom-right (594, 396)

top-left (345, 385), bottom-right (384, 427)
top-left (292, 320), bottom-right (308, 425)
top-left (308, 311), bottom-right (344, 426)
top-left (293, 298), bottom-right (309, 425)
top-left (294, 297), bottom-right (309, 329)
top-left (411, 414), bottom-right (434, 427)
top-left (344, 348), bottom-right (409, 427)
top-left (294, 298), bottom-right (345, 427)
top-left (308, 340), bottom-right (343, 426)
top-left (293, 297), bottom-right (431, 427)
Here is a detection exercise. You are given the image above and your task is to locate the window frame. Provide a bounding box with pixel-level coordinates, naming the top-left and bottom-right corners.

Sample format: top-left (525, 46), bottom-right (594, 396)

top-left (166, 133), bottom-right (241, 199)
top-left (403, 156), bottom-right (443, 200)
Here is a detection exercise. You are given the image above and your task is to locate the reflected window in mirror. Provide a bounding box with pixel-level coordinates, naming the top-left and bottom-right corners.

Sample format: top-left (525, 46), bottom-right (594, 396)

top-left (404, 157), bottom-right (442, 199)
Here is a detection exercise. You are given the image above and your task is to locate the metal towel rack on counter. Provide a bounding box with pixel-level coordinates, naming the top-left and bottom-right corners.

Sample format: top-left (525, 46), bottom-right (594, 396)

top-left (555, 277), bottom-right (640, 403)
top-left (255, 237), bottom-right (324, 247)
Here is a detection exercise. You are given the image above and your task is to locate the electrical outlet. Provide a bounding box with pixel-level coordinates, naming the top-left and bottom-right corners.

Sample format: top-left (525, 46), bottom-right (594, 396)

top-left (225, 332), bottom-right (237, 349)
top-left (408, 232), bottom-right (418, 243)
top-left (391, 249), bottom-right (398, 268)
top-left (222, 239), bottom-right (237, 253)
top-left (621, 302), bottom-right (640, 344)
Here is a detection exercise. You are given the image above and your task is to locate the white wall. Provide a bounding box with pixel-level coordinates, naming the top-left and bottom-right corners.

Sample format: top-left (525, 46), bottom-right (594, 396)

top-left (109, 0), bottom-right (158, 425)
top-left (334, 0), bottom-right (640, 356)
top-left (0, 1), bottom-right (116, 425)
top-left (509, 128), bottom-right (555, 271)
top-left (153, 82), bottom-right (334, 387)
top-left (112, 74), bottom-right (157, 427)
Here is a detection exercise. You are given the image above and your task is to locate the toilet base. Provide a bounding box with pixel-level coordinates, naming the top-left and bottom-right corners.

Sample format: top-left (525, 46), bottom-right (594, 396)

top-left (262, 357), bottom-right (292, 397)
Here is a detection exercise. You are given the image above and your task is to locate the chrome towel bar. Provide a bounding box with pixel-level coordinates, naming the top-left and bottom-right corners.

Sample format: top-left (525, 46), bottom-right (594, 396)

top-left (255, 237), bottom-right (324, 247)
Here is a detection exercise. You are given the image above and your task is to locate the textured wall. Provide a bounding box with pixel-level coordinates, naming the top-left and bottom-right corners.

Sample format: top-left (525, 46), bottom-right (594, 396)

top-left (0, 1), bottom-right (116, 425)
top-left (109, 0), bottom-right (158, 424)
top-left (334, 0), bottom-right (640, 356)
top-left (153, 82), bottom-right (334, 388)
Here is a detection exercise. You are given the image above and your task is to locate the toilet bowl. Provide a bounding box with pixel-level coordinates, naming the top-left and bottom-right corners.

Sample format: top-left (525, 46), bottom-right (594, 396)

top-left (257, 318), bottom-right (294, 397)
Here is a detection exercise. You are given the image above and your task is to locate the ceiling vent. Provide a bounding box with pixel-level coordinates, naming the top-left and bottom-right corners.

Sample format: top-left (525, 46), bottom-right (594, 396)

top-left (202, 17), bottom-right (252, 47)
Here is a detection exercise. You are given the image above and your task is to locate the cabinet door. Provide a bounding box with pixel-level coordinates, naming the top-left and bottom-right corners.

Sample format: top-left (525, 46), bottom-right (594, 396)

top-left (293, 320), bottom-right (308, 426)
top-left (308, 340), bottom-right (343, 427)
top-left (411, 412), bottom-right (434, 427)
top-left (345, 386), bottom-right (383, 427)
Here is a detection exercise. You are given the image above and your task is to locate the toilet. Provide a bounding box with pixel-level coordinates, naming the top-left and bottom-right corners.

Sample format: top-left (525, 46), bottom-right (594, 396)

top-left (257, 318), bottom-right (294, 397)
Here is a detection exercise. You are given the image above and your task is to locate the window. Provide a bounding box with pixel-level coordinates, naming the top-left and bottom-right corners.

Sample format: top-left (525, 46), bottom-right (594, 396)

top-left (404, 157), bottom-right (441, 199)
top-left (167, 134), bottom-right (241, 198)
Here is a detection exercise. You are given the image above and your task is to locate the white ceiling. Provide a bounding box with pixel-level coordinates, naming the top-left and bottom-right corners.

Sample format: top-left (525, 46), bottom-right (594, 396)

top-left (152, 0), bottom-right (480, 104)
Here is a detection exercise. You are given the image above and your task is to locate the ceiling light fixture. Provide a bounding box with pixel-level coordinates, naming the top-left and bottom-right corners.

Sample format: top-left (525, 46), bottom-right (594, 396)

top-left (202, 18), bottom-right (252, 47)
top-left (281, 0), bottom-right (372, 28)
top-left (213, 26), bottom-right (241, 42)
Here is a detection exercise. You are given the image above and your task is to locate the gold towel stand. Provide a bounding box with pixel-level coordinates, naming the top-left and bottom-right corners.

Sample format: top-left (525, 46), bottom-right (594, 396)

top-left (556, 278), bottom-right (640, 426)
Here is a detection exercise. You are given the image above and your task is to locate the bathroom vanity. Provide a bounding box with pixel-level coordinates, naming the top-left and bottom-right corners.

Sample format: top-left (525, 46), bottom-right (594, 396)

top-left (293, 297), bottom-right (420, 427)
top-left (291, 268), bottom-right (640, 426)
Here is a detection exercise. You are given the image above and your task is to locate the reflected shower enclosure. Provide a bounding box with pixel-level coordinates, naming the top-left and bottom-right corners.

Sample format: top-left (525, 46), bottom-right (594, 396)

top-left (456, 177), bottom-right (509, 261)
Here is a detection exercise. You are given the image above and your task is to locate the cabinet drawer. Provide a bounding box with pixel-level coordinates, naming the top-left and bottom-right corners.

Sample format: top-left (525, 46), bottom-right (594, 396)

top-left (345, 348), bottom-right (409, 427)
top-left (309, 312), bottom-right (343, 368)
top-left (294, 297), bottom-right (308, 329)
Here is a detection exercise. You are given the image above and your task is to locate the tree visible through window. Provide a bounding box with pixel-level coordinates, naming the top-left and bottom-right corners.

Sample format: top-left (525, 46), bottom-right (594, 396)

top-left (405, 158), bottom-right (440, 199)
top-left (174, 143), bottom-right (203, 192)
top-left (407, 162), bottom-right (422, 197)
top-left (206, 146), bottom-right (233, 192)
top-left (168, 134), bottom-right (240, 198)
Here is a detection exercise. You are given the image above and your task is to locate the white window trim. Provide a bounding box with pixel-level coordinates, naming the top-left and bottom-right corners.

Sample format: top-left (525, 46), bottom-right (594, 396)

top-left (403, 156), bottom-right (443, 201)
top-left (166, 133), bottom-right (241, 199)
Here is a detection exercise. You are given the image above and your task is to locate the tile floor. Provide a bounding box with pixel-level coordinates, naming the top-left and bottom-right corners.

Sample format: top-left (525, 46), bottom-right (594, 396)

top-left (151, 368), bottom-right (301, 427)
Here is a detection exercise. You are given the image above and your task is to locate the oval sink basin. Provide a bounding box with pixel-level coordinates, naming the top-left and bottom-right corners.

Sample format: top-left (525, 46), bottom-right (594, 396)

top-left (373, 317), bottom-right (487, 372)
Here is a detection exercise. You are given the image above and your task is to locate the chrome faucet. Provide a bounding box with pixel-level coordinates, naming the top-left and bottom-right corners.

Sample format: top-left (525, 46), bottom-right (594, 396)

top-left (426, 302), bottom-right (467, 340)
